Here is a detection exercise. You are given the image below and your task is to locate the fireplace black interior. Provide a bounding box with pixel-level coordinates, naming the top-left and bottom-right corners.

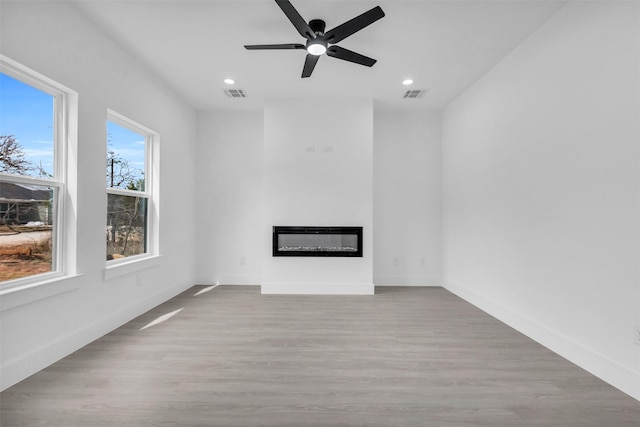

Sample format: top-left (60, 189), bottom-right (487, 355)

top-left (273, 226), bottom-right (363, 257)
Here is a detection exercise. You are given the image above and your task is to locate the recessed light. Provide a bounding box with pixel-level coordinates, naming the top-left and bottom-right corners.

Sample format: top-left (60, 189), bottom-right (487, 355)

top-left (224, 78), bottom-right (235, 85)
top-left (402, 79), bottom-right (414, 86)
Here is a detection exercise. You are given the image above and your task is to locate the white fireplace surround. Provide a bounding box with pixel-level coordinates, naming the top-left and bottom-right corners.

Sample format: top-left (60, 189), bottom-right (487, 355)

top-left (262, 99), bottom-right (374, 295)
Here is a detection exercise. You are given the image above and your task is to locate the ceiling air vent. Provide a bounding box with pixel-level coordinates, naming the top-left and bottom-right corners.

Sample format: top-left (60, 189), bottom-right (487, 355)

top-left (223, 89), bottom-right (247, 98)
top-left (403, 89), bottom-right (427, 99)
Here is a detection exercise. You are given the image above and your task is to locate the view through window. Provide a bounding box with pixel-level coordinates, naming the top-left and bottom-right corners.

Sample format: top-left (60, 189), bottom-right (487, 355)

top-left (106, 117), bottom-right (150, 261)
top-left (0, 71), bottom-right (58, 283)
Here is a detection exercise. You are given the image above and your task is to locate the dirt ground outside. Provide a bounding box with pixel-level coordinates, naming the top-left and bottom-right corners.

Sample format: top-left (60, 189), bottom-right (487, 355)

top-left (0, 230), bottom-right (53, 282)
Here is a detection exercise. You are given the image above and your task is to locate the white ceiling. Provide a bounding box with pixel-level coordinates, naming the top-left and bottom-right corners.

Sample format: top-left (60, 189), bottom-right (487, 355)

top-left (74, 0), bottom-right (566, 111)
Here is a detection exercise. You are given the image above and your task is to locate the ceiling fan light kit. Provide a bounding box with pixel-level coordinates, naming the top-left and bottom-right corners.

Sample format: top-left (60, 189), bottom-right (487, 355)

top-left (244, 0), bottom-right (385, 78)
top-left (307, 41), bottom-right (327, 56)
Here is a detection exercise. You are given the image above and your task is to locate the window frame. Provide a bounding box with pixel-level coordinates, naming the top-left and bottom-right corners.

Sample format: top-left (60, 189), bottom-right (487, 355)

top-left (0, 55), bottom-right (77, 291)
top-left (105, 110), bottom-right (159, 267)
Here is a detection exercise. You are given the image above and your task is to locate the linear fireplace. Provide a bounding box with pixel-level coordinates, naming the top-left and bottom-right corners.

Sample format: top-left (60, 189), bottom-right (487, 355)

top-left (273, 226), bottom-right (363, 257)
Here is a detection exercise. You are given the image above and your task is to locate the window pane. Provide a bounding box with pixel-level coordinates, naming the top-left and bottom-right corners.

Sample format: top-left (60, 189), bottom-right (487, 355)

top-left (106, 193), bottom-right (147, 260)
top-left (0, 73), bottom-right (55, 178)
top-left (0, 182), bottom-right (54, 281)
top-left (106, 121), bottom-right (145, 191)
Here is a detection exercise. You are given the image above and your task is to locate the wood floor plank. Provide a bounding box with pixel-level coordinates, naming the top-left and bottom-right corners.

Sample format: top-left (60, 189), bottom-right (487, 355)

top-left (1, 286), bottom-right (638, 426)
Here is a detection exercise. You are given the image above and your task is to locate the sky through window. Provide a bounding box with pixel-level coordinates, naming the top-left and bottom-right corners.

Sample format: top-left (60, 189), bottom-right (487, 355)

top-left (0, 72), bottom-right (54, 177)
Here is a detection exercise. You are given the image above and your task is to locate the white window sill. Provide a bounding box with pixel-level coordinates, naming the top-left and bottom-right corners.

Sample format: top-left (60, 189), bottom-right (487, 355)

top-left (104, 255), bottom-right (162, 281)
top-left (0, 273), bottom-right (83, 312)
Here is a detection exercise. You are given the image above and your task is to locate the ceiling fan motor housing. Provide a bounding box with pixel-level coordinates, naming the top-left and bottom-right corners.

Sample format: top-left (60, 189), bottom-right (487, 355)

top-left (308, 19), bottom-right (326, 37)
top-left (306, 19), bottom-right (328, 55)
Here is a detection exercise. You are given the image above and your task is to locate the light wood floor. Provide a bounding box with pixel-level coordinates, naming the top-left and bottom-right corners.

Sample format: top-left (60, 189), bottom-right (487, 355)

top-left (1, 286), bottom-right (638, 426)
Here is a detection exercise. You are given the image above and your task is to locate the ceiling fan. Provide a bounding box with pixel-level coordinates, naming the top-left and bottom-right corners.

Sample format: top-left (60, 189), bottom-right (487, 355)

top-left (244, 0), bottom-right (385, 78)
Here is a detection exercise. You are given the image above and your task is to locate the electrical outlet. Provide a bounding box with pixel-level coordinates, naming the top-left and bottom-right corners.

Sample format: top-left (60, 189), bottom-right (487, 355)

top-left (240, 256), bottom-right (246, 266)
top-left (392, 257), bottom-right (400, 267)
top-left (634, 324), bottom-right (640, 345)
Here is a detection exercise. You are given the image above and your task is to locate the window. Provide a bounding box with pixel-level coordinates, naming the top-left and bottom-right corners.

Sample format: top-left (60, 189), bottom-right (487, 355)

top-left (106, 111), bottom-right (157, 262)
top-left (0, 56), bottom-right (74, 286)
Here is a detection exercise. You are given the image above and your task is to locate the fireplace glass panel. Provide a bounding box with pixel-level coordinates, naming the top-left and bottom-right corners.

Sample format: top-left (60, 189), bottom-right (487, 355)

top-left (273, 226), bottom-right (363, 257)
top-left (278, 233), bottom-right (358, 253)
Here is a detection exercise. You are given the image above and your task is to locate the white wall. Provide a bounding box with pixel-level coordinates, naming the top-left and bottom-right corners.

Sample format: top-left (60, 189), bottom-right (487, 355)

top-left (442, 1), bottom-right (640, 400)
top-left (262, 99), bottom-right (374, 294)
top-left (0, 2), bottom-right (197, 390)
top-left (195, 106), bottom-right (443, 293)
top-left (373, 108), bottom-right (441, 286)
top-left (195, 110), bottom-right (264, 285)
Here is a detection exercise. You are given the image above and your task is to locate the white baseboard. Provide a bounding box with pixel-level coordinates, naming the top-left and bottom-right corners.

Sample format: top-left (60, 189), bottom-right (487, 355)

top-left (197, 275), bottom-right (261, 286)
top-left (261, 282), bottom-right (374, 295)
top-left (0, 281), bottom-right (192, 391)
top-left (443, 280), bottom-right (640, 401)
top-left (196, 282), bottom-right (258, 288)
top-left (373, 275), bottom-right (441, 287)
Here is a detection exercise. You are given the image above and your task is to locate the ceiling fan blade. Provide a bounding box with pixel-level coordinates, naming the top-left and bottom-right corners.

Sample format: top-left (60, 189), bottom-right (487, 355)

top-left (244, 44), bottom-right (305, 50)
top-left (301, 54), bottom-right (320, 78)
top-left (327, 46), bottom-right (376, 67)
top-left (324, 6), bottom-right (385, 44)
top-left (275, 0), bottom-right (315, 39)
